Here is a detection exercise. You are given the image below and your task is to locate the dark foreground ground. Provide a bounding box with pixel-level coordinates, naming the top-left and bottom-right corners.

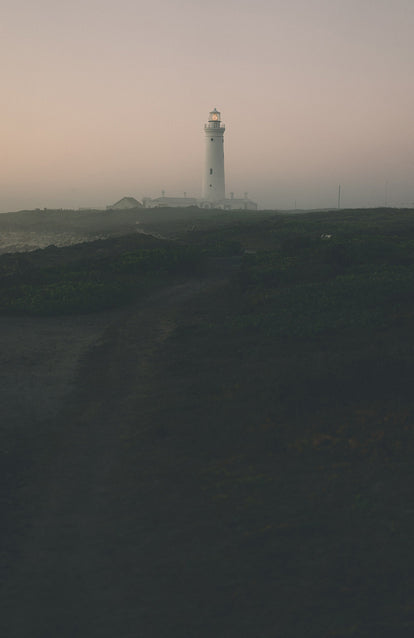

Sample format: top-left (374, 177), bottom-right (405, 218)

top-left (2, 208), bottom-right (414, 637)
top-left (1, 274), bottom-right (232, 638)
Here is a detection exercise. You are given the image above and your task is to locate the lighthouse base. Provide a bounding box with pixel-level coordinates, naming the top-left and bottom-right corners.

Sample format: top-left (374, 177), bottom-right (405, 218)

top-left (199, 196), bottom-right (257, 211)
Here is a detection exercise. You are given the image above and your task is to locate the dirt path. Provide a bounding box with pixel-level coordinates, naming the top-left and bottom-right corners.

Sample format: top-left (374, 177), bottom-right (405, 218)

top-left (0, 313), bottom-right (117, 430)
top-left (0, 265), bottom-right (237, 638)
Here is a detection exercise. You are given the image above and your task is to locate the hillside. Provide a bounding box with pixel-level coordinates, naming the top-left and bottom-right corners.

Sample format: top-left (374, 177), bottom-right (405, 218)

top-left (1, 208), bottom-right (414, 637)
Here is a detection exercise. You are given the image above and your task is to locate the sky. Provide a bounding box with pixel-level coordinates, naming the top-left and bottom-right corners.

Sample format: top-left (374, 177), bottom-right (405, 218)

top-left (1, 0), bottom-right (414, 211)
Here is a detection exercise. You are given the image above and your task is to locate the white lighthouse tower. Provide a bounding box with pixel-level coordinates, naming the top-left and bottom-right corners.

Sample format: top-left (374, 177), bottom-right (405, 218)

top-left (202, 108), bottom-right (225, 204)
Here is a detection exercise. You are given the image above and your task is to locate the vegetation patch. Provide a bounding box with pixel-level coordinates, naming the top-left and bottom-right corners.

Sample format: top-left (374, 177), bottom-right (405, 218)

top-left (3, 208), bottom-right (414, 637)
top-left (0, 239), bottom-right (205, 315)
top-left (129, 209), bottom-right (414, 636)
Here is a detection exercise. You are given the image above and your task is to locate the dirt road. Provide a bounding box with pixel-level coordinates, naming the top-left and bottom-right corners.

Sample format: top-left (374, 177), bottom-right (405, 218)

top-left (0, 267), bottom-right (236, 638)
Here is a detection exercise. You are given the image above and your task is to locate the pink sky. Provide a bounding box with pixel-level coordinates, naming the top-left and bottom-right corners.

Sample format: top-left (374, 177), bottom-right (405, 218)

top-left (1, 0), bottom-right (414, 211)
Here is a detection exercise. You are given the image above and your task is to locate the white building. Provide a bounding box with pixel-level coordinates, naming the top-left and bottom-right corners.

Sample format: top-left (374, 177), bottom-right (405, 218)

top-left (142, 193), bottom-right (198, 208)
top-left (222, 192), bottom-right (258, 211)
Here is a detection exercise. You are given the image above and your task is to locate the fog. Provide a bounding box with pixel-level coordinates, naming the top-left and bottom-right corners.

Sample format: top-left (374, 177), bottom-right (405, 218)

top-left (2, 0), bottom-right (414, 212)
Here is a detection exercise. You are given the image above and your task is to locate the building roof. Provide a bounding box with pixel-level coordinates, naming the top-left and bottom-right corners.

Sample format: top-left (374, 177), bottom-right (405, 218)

top-left (148, 197), bottom-right (199, 207)
top-left (107, 197), bottom-right (142, 210)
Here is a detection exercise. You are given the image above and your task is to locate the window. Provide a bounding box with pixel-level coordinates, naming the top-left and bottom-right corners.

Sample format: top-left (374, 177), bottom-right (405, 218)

top-left (210, 168), bottom-right (213, 175)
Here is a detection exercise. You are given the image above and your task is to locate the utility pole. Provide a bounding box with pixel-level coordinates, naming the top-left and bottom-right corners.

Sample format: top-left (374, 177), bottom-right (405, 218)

top-left (338, 184), bottom-right (341, 209)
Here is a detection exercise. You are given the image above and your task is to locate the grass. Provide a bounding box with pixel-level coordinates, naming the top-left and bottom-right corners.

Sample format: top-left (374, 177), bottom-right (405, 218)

top-left (0, 236), bottom-right (205, 314)
top-left (2, 208), bottom-right (414, 636)
top-left (122, 209), bottom-right (414, 636)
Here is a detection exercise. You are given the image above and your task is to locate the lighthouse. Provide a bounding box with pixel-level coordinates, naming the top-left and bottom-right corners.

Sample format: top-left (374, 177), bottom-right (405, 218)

top-left (202, 108), bottom-right (225, 204)
top-left (139, 108), bottom-right (257, 210)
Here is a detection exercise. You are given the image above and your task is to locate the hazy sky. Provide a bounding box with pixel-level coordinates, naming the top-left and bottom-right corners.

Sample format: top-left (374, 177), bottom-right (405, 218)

top-left (2, 0), bottom-right (414, 211)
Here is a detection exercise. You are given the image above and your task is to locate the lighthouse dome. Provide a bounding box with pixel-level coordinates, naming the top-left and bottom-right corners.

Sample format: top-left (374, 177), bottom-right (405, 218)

top-left (209, 108), bottom-right (221, 122)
